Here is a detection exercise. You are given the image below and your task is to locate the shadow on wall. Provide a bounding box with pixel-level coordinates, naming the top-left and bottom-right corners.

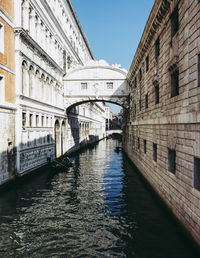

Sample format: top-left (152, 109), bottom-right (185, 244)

top-left (0, 120), bottom-right (102, 187)
top-left (66, 106), bottom-right (100, 155)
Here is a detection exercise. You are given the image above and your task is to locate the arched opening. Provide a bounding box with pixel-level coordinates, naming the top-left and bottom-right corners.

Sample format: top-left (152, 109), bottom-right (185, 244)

top-left (54, 119), bottom-right (60, 157)
top-left (61, 121), bottom-right (65, 155)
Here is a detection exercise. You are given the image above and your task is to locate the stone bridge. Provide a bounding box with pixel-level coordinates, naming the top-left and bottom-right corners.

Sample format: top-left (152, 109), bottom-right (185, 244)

top-left (64, 60), bottom-right (129, 110)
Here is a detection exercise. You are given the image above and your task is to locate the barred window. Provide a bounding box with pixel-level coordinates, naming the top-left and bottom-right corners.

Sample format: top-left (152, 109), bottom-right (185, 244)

top-left (146, 55), bottom-right (149, 72)
top-left (144, 139), bottom-right (147, 153)
top-left (171, 70), bottom-right (179, 97)
top-left (155, 36), bottom-right (160, 62)
top-left (155, 85), bottom-right (159, 104)
top-left (171, 5), bottom-right (179, 39)
top-left (168, 149), bottom-right (176, 173)
top-left (145, 94), bottom-right (148, 109)
top-left (153, 143), bottom-right (157, 162)
top-left (198, 54), bottom-right (200, 87)
top-left (194, 157), bottom-right (200, 191)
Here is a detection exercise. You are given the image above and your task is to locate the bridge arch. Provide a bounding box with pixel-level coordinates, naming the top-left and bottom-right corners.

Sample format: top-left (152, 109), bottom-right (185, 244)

top-left (64, 60), bottom-right (129, 110)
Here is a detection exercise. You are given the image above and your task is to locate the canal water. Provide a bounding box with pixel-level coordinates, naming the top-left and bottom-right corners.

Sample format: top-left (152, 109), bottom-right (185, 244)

top-left (0, 139), bottom-right (198, 258)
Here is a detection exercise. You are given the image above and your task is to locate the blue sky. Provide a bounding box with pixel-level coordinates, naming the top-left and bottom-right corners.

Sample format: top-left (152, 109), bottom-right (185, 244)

top-left (71, 0), bottom-right (155, 112)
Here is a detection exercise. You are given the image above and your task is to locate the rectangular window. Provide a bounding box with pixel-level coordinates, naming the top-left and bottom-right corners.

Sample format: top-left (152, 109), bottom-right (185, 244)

top-left (29, 114), bottom-right (33, 127)
top-left (22, 112), bottom-right (26, 127)
top-left (155, 36), bottom-right (160, 62)
top-left (171, 70), bottom-right (179, 97)
top-left (132, 135), bottom-right (135, 146)
top-left (153, 143), bottom-right (157, 162)
top-left (168, 149), bottom-right (176, 173)
top-left (194, 157), bottom-right (200, 190)
top-left (107, 82), bottom-right (113, 89)
top-left (198, 54), bottom-right (200, 87)
top-left (41, 116), bottom-right (44, 127)
top-left (81, 83), bottom-right (87, 89)
top-left (139, 68), bottom-right (142, 81)
top-left (146, 55), bottom-right (149, 72)
top-left (0, 23), bottom-right (4, 54)
top-left (145, 94), bottom-right (148, 109)
top-left (155, 85), bottom-right (159, 104)
top-left (139, 99), bottom-right (142, 111)
top-left (171, 5), bottom-right (179, 39)
top-left (36, 115), bottom-right (39, 127)
top-left (137, 137), bottom-right (140, 150)
top-left (134, 104), bottom-right (136, 114)
top-left (134, 77), bottom-right (137, 88)
top-left (144, 139), bottom-right (147, 154)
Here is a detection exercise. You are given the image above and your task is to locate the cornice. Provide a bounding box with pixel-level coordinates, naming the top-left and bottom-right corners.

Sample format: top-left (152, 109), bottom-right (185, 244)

top-left (127, 0), bottom-right (171, 81)
top-left (67, 0), bottom-right (95, 60)
top-left (30, 0), bottom-right (84, 64)
top-left (15, 28), bottom-right (64, 74)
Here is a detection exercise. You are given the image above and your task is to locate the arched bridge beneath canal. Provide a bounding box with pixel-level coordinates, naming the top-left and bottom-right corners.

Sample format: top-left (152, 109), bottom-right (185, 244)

top-left (64, 60), bottom-right (129, 110)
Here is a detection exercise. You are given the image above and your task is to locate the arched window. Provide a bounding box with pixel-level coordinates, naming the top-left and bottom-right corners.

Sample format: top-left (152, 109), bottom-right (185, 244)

top-left (29, 65), bottom-right (34, 97)
top-left (41, 73), bottom-right (45, 101)
top-left (22, 60), bottom-right (28, 95)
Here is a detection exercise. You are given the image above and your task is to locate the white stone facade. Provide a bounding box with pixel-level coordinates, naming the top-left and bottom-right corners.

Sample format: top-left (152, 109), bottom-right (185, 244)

top-left (12, 0), bottom-right (106, 176)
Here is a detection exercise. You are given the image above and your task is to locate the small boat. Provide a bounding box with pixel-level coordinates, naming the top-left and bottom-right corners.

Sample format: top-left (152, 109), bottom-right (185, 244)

top-left (50, 156), bottom-right (74, 171)
top-left (114, 146), bottom-right (122, 152)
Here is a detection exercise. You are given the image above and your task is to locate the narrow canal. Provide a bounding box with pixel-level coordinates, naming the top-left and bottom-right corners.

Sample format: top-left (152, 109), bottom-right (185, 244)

top-left (0, 139), bottom-right (198, 257)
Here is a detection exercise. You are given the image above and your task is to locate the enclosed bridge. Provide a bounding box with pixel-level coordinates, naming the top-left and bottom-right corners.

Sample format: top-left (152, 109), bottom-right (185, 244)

top-left (63, 59), bottom-right (129, 110)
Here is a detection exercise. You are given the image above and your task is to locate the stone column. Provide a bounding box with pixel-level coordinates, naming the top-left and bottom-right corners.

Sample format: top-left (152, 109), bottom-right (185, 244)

top-left (29, 8), bottom-right (36, 39)
top-left (22, 0), bottom-right (30, 31)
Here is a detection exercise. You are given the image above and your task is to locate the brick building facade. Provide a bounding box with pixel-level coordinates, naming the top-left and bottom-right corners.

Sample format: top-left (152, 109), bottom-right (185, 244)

top-left (124, 0), bottom-right (200, 246)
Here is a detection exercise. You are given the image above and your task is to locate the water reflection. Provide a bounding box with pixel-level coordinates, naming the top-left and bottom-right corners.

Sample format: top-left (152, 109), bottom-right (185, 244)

top-left (0, 139), bottom-right (198, 257)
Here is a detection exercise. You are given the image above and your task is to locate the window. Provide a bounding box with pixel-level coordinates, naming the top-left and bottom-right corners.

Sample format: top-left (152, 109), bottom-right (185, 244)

top-left (171, 5), bottom-right (179, 39)
top-left (134, 104), bottom-right (136, 114)
top-left (41, 116), bottom-right (44, 127)
top-left (194, 157), bottom-right (200, 190)
top-left (139, 99), bottom-right (142, 111)
top-left (168, 149), bottom-right (176, 173)
top-left (107, 82), bottom-right (113, 89)
top-left (22, 112), bottom-right (26, 127)
top-left (146, 55), bottom-right (149, 72)
top-left (153, 143), bottom-right (157, 162)
top-left (171, 70), bottom-right (179, 97)
top-left (81, 83), bottom-right (87, 89)
top-left (36, 115), bottom-right (39, 127)
top-left (198, 54), bottom-right (200, 87)
top-left (139, 68), bottom-right (142, 81)
top-left (134, 77), bottom-right (137, 88)
top-left (144, 139), bottom-right (147, 153)
top-left (145, 94), bottom-right (148, 109)
top-left (137, 137), bottom-right (140, 150)
top-left (0, 23), bottom-right (4, 54)
top-left (29, 114), bottom-right (33, 127)
top-left (155, 36), bottom-right (160, 62)
top-left (155, 85), bottom-right (159, 104)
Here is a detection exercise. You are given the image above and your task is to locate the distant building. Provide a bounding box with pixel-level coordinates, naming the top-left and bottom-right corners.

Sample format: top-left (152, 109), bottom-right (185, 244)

top-left (105, 104), bottom-right (112, 130)
top-left (111, 113), bottom-right (121, 129)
